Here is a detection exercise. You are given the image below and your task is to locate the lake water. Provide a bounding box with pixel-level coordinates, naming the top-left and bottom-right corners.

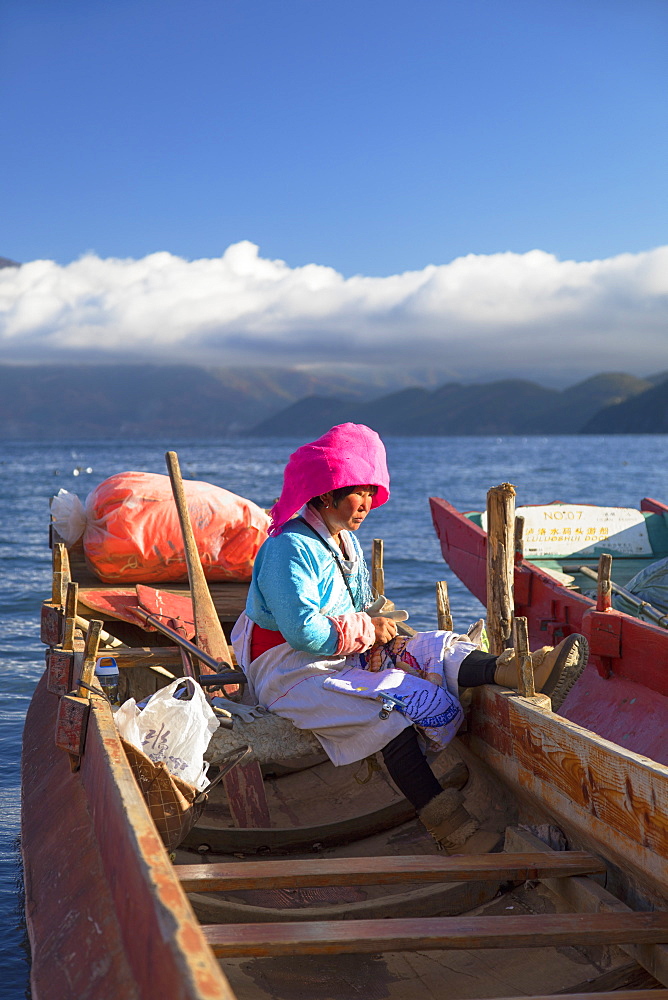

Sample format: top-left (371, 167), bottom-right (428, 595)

top-left (2, 434), bottom-right (667, 997)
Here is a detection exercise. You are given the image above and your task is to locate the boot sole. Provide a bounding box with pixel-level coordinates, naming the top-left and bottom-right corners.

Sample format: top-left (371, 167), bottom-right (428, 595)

top-left (541, 633), bottom-right (589, 710)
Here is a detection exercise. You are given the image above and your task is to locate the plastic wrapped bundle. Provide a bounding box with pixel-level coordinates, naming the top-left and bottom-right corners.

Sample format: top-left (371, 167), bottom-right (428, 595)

top-left (52, 472), bottom-right (270, 583)
top-left (612, 555), bottom-right (668, 622)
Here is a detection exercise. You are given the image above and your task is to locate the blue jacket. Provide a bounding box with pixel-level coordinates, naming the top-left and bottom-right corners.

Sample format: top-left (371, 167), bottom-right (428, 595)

top-left (245, 517), bottom-right (372, 655)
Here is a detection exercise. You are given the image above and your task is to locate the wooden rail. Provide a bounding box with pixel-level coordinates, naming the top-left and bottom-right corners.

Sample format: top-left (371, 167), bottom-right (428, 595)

top-left (176, 851), bottom-right (605, 893)
top-left (201, 910), bottom-right (668, 958)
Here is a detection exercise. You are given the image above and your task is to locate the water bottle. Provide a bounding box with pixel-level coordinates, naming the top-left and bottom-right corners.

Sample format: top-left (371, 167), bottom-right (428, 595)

top-left (95, 655), bottom-right (120, 706)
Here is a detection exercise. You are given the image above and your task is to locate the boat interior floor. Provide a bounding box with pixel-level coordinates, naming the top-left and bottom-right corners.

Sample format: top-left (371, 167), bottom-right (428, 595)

top-left (171, 746), bottom-right (668, 999)
top-left (213, 877), bottom-right (663, 1000)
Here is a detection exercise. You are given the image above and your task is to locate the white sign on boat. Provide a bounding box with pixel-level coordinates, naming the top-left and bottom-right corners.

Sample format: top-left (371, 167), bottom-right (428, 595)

top-left (482, 504), bottom-right (652, 558)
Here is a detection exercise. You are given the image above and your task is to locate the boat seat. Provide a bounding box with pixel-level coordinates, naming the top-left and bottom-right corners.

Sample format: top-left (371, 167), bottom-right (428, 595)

top-left (175, 850), bottom-right (606, 892)
top-left (200, 909), bottom-right (668, 958)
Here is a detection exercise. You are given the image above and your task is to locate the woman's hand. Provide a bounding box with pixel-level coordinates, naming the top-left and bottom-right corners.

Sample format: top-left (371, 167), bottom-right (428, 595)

top-left (370, 616), bottom-right (397, 645)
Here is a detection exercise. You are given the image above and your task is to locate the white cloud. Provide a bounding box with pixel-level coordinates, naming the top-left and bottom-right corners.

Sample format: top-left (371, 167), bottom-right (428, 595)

top-left (1, 241), bottom-right (667, 378)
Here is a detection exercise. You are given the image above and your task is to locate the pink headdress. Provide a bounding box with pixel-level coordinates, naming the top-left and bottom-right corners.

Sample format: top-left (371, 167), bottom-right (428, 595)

top-left (268, 423), bottom-right (390, 536)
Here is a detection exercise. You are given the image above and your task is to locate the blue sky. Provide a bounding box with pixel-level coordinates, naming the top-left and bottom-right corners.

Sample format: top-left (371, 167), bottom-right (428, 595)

top-left (3, 0), bottom-right (667, 274)
top-left (1, 0), bottom-right (667, 382)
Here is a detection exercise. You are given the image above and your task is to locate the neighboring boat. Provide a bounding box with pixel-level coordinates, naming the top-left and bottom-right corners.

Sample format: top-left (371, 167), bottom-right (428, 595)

top-left (430, 496), bottom-right (668, 764)
top-left (22, 526), bottom-right (668, 999)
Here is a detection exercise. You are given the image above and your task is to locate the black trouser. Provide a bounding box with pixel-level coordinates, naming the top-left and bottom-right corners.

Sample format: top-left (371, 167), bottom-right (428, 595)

top-left (379, 649), bottom-right (497, 811)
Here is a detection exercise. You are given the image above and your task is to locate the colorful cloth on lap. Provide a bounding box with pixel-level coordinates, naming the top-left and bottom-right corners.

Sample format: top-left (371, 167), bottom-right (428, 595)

top-left (323, 665), bottom-right (464, 752)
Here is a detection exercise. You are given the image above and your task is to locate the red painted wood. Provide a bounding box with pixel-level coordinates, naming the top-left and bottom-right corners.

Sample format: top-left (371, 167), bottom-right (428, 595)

top-left (79, 587), bottom-right (199, 643)
top-left (430, 496), bottom-right (668, 764)
top-left (641, 497), bottom-right (668, 515)
top-left (22, 676), bottom-right (143, 1000)
top-left (136, 585), bottom-right (197, 639)
top-left (584, 609), bottom-right (623, 658)
top-left (46, 649), bottom-right (73, 696)
top-left (54, 694), bottom-right (89, 756)
top-left (222, 761), bottom-right (272, 828)
top-left (40, 602), bottom-right (62, 646)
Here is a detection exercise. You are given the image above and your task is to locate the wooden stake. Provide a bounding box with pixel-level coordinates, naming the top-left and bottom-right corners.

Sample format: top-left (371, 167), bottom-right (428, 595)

top-left (77, 620), bottom-right (103, 697)
top-left (62, 581), bottom-right (79, 651)
top-left (165, 450), bottom-right (271, 829)
top-left (513, 616), bottom-right (535, 697)
top-left (53, 542), bottom-right (71, 587)
top-left (51, 570), bottom-right (66, 608)
top-left (486, 483), bottom-right (516, 656)
top-left (436, 581), bottom-right (453, 631)
top-left (597, 552), bottom-right (613, 612)
top-left (372, 539), bottom-right (385, 597)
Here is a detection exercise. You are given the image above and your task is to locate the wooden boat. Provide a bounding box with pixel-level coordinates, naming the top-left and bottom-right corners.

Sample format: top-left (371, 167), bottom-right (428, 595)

top-left (23, 507), bottom-right (668, 1000)
top-left (430, 495), bottom-right (668, 765)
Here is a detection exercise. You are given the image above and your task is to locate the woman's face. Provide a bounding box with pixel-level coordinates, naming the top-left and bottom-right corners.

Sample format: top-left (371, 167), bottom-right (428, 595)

top-left (319, 486), bottom-right (375, 535)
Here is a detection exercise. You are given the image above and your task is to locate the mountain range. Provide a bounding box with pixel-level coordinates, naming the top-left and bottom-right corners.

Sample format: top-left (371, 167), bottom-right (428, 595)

top-left (0, 364), bottom-right (665, 439)
top-left (248, 372), bottom-right (668, 437)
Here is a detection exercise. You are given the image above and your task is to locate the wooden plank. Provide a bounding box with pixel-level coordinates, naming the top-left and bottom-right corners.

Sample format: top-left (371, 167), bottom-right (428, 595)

top-left (505, 826), bottom-right (668, 987)
top-left (175, 851), bottom-right (605, 893)
top-left (486, 483), bottom-right (516, 654)
top-left (112, 646), bottom-right (182, 669)
top-left (496, 993), bottom-right (668, 1000)
top-left (78, 582), bottom-right (249, 623)
top-left (202, 911), bottom-right (668, 958)
top-left (465, 686), bottom-right (668, 896)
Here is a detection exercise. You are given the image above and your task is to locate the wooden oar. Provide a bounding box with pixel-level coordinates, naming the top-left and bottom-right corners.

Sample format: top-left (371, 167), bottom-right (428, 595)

top-left (165, 450), bottom-right (271, 828)
top-left (165, 452), bottom-right (234, 673)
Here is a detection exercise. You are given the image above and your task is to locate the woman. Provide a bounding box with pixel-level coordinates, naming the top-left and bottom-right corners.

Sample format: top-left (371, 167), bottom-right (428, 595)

top-left (232, 423), bottom-right (588, 852)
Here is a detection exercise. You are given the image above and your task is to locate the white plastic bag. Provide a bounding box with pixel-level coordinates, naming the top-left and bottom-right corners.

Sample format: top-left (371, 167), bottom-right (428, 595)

top-left (51, 489), bottom-right (87, 546)
top-left (115, 677), bottom-right (219, 790)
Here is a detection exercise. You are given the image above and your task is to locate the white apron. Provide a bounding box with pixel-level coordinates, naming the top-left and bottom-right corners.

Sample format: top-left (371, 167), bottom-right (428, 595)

top-left (232, 613), bottom-right (475, 766)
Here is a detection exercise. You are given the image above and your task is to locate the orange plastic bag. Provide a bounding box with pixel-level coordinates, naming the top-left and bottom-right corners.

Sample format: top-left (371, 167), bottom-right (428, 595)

top-left (56, 472), bottom-right (269, 583)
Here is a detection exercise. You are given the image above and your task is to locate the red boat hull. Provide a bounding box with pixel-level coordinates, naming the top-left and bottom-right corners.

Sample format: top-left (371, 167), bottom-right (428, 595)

top-left (430, 496), bottom-right (668, 764)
